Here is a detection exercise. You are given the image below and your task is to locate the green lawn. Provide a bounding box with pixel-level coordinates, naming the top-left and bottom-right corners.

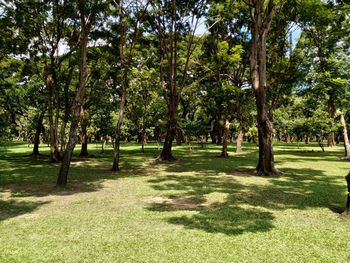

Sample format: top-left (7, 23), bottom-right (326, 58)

top-left (0, 141), bottom-right (349, 263)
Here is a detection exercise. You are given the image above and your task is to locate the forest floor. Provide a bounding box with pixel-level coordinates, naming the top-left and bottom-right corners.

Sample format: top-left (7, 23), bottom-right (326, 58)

top-left (0, 141), bottom-right (349, 263)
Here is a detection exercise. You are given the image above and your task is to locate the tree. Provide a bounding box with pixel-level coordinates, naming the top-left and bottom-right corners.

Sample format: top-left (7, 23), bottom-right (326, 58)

top-left (245, 0), bottom-right (278, 175)
top-left (57, 0), bottom-right (104, 186)
top-left (151, 0), bottom-right (205, 161)
top-left (110, 0), bottom-right (150, 171)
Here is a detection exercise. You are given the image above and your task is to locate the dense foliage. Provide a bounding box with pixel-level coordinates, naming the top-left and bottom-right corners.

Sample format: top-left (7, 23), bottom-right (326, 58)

top-left (0, 0), bottom-right (349, 184)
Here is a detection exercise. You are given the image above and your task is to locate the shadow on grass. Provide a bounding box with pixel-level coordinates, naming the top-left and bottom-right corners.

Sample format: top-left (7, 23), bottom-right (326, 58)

top-left (146, 148), bottom-right (347, 235)
top-left (0, 199), bottom-right (50, 221)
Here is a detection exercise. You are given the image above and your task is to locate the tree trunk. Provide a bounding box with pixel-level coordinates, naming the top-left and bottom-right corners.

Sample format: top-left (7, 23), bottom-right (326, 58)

top-left (236, 99), bottom-right (244, 153)
top-left (57, 4), bottom-right (90, 186)
top-left (32, 112), bottom-right (45, 156)
top-left (112, 85), bottom-right (126, 171)
top-left (327, 132), bottom-right (335, 147)
top-left (47, 72), bottom-right (61, 162)
top-left (236, 128), bottom-right (244, 153)
top-left (318, 137), bottom-right (325, 152)
top-left (79, 115), bottom-right (88, 157)
top-left (249, 0), bottom-right (277, 176)
top-left (112, 1), bottom-right (127, 172)
top-left (158, 102), bottom-right (176, 161)
top-left (221, 116), bottom-right (230, 157)
top-left (60, 61), bottom-right (74, 156)
top-left (343, 172), bottom-right (350, 217)
top-left (340, 111), bottom-right (350, 160)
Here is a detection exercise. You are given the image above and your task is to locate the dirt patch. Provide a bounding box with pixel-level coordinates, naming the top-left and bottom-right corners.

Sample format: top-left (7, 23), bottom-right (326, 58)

top-left (144, 195), bottom-right (205, 210)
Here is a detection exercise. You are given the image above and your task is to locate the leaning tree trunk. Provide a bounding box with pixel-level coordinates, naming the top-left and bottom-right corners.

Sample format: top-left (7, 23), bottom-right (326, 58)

top-left (32, 112), bottom-right (45, 156)
top-left (249, 0), bottom-right (277, 176)
top-left (57, 6), bottom-right (90, 186)
top-left (221, 115), bottom-right (230, 157)
top-left (339, 111), bottom-right (350, 160)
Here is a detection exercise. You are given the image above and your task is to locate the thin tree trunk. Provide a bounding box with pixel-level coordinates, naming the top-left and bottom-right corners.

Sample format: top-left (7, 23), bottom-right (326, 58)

top-left (32, 112), bottom-right (45, 156)
top-left (236, 99), bottom-right (244, 153)
top-left (112, 0), bottom-right (127, 171)
top-left (57, 3), bottom-right (90, 186)
top-left (221, 115), bottom-right (230, 157)
top-left (47, 72), bottom-right (60, 162)
top-left (60, 61), bottom-right (74, 155)
top-left (112, 85), bottom-right (126, 171)
top-left (340, 111), bottom-right (350, 160)
top-left (318, 137), bottom-right (325, 152)
top-left (79, 114), bottom-right (88, 157)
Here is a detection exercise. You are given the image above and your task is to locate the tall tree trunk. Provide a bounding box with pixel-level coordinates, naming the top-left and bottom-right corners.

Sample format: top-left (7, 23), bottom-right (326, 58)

top-left (339, 111), bottom-right (350, 160)
top-left (156, 0), bottom-right (178, 161)
top-left (235, 99), bottom-right (244, 153)
top-left (32, 111), bottom-right (45, 156)
top-left (249, 0), bottom-right (277, 176)
top-left (221, 115), bottom-right (230, 157)
top-left (57, 3), bottom-right (90, 186)
top-left (47, 72), bottom-right (60, 162)
top-left (60, 61), bottom-right (74, 155)
top-left (112, 0), bottom-right (127, 171)
top-left (112, 83), bottom-right (126, 171)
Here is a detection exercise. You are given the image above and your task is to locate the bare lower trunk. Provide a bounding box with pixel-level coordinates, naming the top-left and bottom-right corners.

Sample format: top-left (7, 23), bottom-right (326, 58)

top-left (221, 117), bottom-right (230, 157)
top-left (79, 116), bottom-right (88, 157)
top-left (112, 133), bottom-right (122, 171)
top-left (60, 121), bottom-right (67, 155)
top-left (236, 128), bottom-right (244, 153)
top-left (158, 106), bottom-right (176, 161)
top-left (340, 112), bottom-right (350, 160)
top-left (32, 112), bottom-right (44, 156)
top-left (327, 132), bottom-right (335, 147)
top-left (112, 88), bottom-right (126, 171)
top-left (256, 116), bottom-right (276, 175)
top-left (57, 117), bottom-right (80, 185)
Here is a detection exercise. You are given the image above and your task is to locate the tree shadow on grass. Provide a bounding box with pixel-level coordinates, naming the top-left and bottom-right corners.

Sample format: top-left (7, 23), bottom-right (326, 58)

top-left (0, 199), bottom-right (50, 222)
top-left (146, 149), bottom-right (347, 235)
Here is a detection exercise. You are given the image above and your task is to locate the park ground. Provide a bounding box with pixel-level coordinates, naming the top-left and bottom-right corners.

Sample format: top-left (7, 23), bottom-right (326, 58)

top-left (0, 141), bottom-right (350, 263)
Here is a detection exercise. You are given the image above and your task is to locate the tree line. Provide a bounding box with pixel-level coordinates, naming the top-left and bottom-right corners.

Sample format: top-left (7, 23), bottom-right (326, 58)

top-left (0, 0), bottom-right (349, 185)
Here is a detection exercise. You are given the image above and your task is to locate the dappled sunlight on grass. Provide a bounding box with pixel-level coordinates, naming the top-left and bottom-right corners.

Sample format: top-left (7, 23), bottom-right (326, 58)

top-left (0, 141), bottom-right (350, 262)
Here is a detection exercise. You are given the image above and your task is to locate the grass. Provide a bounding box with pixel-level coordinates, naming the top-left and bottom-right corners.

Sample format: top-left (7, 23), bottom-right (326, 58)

top-left (0, 141), bottom-right (349, 263)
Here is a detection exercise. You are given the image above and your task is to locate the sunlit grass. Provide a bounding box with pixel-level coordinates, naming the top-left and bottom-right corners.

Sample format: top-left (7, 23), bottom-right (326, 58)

top-left (0, 141), bottom-right (349, 262)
